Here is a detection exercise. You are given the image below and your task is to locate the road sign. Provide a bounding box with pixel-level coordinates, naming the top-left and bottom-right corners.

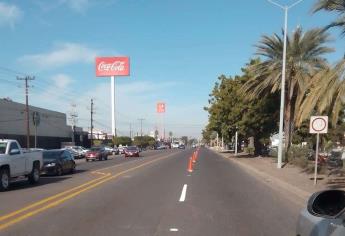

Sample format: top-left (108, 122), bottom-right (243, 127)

top-left (32, 111), bottom-right (40, 126)
top-left (309, 116), bottom-right (328, 185)
top-left (310, 116), bottom-right (328, 134)
top-left (157, 102), bottom-right (166, 113)
top-left (95, 57), bottom-right (130, 77)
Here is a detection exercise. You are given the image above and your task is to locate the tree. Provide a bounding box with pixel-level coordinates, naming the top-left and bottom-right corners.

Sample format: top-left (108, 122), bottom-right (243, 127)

top-left (204, 59), bottom-right (280, 154)
top-left (241, 27), bottom-right (333, 149)
top-left (297, 1), bottom-right (345, 126)
top-left (113, 136), bottom-right (132, 146)
top-left (133, 135), bottom-right (156, 148)
top-left (154, 130), bottom-right (159, 140)
top-left (181, 136), bottom-right (188, 145)
top-left (168, 131), bottom-right (173, 141)
top-left (313, 0), bottom-right (345, 35)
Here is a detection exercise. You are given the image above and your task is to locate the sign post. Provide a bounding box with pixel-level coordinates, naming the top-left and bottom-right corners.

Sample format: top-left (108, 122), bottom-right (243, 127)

top-left (156, 102), bottom-right (166, 141)
top-left (95, 57), bottom-right (130, 138)
top-left (309, 116), bottom-right (328, 185)
top-left (32, 111), bottom-right (40, 148)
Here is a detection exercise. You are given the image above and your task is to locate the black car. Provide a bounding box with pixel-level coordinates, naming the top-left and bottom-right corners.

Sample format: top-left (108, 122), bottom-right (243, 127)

top-left (178, 144), bottom-right (185, 149)
top-left (42, 149), bottom-right (76, 176)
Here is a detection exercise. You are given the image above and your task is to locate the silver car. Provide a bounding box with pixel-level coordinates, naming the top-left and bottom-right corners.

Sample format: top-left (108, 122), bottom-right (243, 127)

top-left (296, 190), bottom-right (345, 236)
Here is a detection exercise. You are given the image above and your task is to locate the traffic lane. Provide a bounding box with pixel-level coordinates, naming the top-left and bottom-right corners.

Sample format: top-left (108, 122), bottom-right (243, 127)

top-left (75, 149), bottom-right (171, 172)
top-left (0, 149), bottom-right (179, 217)
top-left (182, 148), bottom-right (301, 236)
top-left (1, 149), bottom-right (194, 236)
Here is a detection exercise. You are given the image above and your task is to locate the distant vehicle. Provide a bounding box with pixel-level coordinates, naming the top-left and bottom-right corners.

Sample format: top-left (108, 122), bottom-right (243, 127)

top-left (192, 144), bottom-right (197, 148)
top-left (155, 145), bottom-right (166, 150)
top-left (124, 146), bottom-right (140, 157)
top-left (118, 145), bottom-right (126, 154)
top-left (85, 147), bottom-right (109, 161)
top-left (0, 139), bottom-right (43, 191)
top-left (178, 144), bottom-right (185, 149)
top-left (171, 142), bottom-right (180, 148)
top-left (103, 146), bottom-right (114, 156)
top-left (112, 146), bottom-right (119, 155)
top-left (66, 148), bottom-right (83, 159)
top-left (296, 190), bottom-right (345, 235)
top-left (65, 146), bottom-right (87, 159)
top-left (42, 150), bottom-right (76, 176)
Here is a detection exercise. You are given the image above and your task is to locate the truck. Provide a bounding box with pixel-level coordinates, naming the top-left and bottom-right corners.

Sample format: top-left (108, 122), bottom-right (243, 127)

top-left (0, 139), bottom-right (43, 191)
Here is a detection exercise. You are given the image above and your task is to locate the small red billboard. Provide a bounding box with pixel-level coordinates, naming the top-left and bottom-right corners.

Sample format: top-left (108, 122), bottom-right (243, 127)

top-left (95, 57), bottom-right (130, 77)
top-left (157, 102), bottom-right (166, 113)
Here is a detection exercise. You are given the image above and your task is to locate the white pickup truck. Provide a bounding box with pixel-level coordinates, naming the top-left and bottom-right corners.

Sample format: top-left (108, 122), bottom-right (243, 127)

top-left (0, 139), bottom-right (43, 191)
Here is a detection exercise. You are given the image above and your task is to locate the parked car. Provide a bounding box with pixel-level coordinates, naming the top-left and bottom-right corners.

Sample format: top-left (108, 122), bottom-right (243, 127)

top-left (85, 147), bottom-right (109, 161)
top-left (42, 149), bottom-right (76, 176)
top-left (172, 142), bottom-right (180, 149)
top-left (0, 139), bottom-right (43, 191)
top-left (178, 144), bottom-right (185, 149)
top-left (124, 146), bottom-right (140, 157)
top-left (65, 146), bottom-right (87, 159)
top-left (296, 190), bottom-right (345, 235)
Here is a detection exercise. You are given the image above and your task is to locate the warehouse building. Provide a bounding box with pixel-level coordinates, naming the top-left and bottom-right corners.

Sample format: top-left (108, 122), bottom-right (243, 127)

top-left (0, 98), bottom-right (89, 149)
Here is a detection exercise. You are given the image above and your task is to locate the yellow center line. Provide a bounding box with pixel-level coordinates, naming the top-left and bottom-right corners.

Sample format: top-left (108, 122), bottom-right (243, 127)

top-left (0, 174), bottom-right (110, 222)
top-left (0, 153), bottom-right (176, 231)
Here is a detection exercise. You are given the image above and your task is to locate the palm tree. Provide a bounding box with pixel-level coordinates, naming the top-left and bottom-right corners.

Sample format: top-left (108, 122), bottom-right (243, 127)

top-left (296, 1), bottom-right (345, 126)
top-left (313, 0), bottom-right (345, 35)
top-left (242, 27), bottom-right (333, 149)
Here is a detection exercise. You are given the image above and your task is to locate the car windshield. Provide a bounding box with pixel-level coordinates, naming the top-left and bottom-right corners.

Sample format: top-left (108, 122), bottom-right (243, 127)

top-left (126, 146), bottom-right (138, 151)
top-left (0, 143), bottom-right (6, 154)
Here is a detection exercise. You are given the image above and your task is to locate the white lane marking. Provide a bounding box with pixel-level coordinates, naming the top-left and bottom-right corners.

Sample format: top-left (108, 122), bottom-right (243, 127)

top-left (170, 228), bottom-right (179, 232)
top-left (179, 184), bottom-right (188, 202)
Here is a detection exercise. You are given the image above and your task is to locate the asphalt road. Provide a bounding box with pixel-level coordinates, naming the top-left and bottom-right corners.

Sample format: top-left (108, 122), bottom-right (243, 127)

top-left (0, 148), bottom-right (302, 236)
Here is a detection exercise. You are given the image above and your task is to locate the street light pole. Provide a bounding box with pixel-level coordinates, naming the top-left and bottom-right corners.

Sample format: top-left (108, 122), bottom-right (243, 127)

top-left (267, 0), bottom-right (304, 169)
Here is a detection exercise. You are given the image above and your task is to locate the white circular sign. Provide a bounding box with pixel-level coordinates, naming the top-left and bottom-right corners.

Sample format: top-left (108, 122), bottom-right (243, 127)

top-left (312, 118), bottom-right (326, 132)
top-left (310, 116), bottom-right (328, 133)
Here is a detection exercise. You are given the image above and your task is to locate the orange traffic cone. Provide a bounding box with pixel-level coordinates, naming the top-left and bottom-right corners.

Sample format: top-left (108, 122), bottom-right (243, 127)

top-left (192, 152), bottom-right (196, 163)
top-left (188, 157), bottom-right (193, 172)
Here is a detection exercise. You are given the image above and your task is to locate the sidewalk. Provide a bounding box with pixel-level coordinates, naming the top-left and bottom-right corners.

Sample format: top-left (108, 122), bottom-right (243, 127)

top-left (213, 149), bottom-right (345, 207)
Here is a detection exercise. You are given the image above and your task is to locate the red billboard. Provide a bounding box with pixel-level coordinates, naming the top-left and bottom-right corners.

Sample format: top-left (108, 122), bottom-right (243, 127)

top-left (95, 57), bottom-right (130, 77)
top-left (157, 102), bottom-right (166, 113)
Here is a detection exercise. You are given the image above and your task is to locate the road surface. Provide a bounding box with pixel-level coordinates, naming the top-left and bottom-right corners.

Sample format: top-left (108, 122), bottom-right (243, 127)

top-left (0, 148), bottom-right (301, 236)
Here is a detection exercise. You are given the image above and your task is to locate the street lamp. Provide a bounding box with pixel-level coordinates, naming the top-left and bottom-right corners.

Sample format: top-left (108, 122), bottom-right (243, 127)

top-left (267, 0), bottom-right (304, 168)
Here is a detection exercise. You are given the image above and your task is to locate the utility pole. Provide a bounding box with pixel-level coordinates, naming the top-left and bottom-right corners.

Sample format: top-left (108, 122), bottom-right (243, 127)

top-left (17, 76), bottom-right (35, 148)
top-left (69, 103), bottom-right (78, 144)
top-left (138, 118), bottom-right (145, 150)
top-left (129, 123), bottom-right (132, 139)
top-left (90, 99), bottom-right (94, 147)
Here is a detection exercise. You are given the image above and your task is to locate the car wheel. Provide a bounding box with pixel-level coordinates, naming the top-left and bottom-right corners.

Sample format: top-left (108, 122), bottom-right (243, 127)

top-left (55, 165), bottom-right (63, 176)
top-left (70, 164), bottom-right (76, 174)
top-left (0, 169), bottom-right (10, 191)
top-left (86, 159), bottom-right (89, 162)
top-left (28, 163), bottom-right (40, 184)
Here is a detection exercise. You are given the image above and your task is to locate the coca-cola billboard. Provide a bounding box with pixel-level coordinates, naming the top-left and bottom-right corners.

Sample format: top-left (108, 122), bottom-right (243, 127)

top-left (157, 102), bottom-right (166, 113)
top-left (95, 57), bottom-right (130, 77)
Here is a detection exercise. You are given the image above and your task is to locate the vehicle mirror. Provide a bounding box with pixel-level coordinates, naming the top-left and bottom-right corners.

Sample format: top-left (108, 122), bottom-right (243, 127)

top-left (10, 149), bottom-right (20, 155)
top-left (307, 190), bottom-right (345, 219)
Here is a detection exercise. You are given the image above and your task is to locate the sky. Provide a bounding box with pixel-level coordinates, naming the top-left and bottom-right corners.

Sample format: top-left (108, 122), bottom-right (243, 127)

top-left (0, 0), bottom-right (344, 139)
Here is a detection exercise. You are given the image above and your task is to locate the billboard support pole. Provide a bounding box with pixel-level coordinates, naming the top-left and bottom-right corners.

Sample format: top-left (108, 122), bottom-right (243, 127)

top-left (111, 76), bottom-right (116, 138)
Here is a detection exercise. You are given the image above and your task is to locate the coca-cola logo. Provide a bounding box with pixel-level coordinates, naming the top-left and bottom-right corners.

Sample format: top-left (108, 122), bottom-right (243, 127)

top-left (98, 61), bottom-right (125, 72)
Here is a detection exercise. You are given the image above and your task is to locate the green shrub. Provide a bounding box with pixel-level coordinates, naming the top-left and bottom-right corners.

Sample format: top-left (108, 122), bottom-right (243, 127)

top-left (287, 146), bottom-right (311, 169)
top-left (244, 147), bottom-right (255, 155)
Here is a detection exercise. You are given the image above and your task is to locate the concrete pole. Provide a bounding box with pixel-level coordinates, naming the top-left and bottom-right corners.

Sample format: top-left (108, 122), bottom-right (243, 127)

top-left (111, 76), bottom-right (116, 137)
top-left (235, 131), bottom-right (238, 156)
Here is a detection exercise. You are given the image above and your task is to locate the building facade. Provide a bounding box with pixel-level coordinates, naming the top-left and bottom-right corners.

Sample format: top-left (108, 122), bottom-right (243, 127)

top-left (0, 99), bottom-right (73, 149)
